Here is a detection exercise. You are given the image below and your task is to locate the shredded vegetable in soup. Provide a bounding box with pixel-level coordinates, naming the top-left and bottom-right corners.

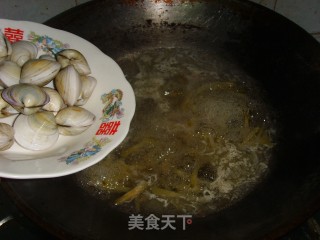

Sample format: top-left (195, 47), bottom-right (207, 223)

top-left (76, 48), bottom-right (276, 216)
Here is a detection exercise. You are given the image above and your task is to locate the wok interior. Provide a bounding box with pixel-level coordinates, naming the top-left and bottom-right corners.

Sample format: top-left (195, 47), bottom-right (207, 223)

top-left (77, 46), bottom-right (276, 217)
top-left (3, 1), bottom-right (320, 239)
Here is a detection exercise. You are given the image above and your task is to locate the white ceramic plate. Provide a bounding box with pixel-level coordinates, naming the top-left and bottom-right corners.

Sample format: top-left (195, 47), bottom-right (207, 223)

top-left (0, 19), bottom-right (135, 179)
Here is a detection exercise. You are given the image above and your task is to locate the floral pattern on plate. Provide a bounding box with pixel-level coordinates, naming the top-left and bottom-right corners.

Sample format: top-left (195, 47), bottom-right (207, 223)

top-left (101, 89), bottom-right (124, 122)
top-left (59, 137), bottom-right (111, 165)
top-left (28, 31), bottom-right (70, 54)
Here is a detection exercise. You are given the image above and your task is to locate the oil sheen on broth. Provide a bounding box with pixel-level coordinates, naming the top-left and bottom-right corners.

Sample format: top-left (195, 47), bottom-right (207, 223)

top-left (76, 48), bottom-right (276, 217)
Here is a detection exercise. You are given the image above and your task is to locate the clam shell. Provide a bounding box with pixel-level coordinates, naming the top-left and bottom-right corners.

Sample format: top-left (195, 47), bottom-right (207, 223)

top-left (2, 83), bottom-right (50, 115)
top-left (0, 32), bottom-right (12, 62)
top-left (20, 59), bottom-right (61, 86)
top-left (39, 54), bottom-right (56, 61)
top-left (56, 49), bottom-right (91, 75)
top-left (42, 87), bottom-right (66, 112)
top-left (0, 123), bottom-right (14, 151)
top-left (0, 89), bottom-right (19, 118)
top-left (54, 65), bottom-right (82, 106)
top-left (75, 76), bottom-right (97, 106)
top-left (11, 40), bottom-right (38, 67)
top-left (55, 106), bottom-right (95, 136)
top-left (13, 111), bottom-right (59, 151)
top-left (0, 60), bottom-right (21, 87)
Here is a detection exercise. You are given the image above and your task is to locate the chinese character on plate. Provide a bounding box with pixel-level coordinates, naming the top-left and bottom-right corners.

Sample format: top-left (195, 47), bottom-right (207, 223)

top-left (4, 28), bottom-right (24, 43)
top-left (96, 121), bottom-right (121, 135)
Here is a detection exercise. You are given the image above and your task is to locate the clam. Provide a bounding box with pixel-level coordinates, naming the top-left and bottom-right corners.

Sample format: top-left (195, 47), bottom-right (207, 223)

top-left (39, 54), bottom-right (56, 61)
top-left (0, 89), bottom-right (19, 118)
top-left (2, 83), bottom-right (49, 115)
top-left (42, 87), bottom-right (66, 112)
top-left (55, 106), bottom-right (95, 136)
top-left (56, 49), bottom-right (91, 75)
top-left (54, 65), bottom-right (82, 106)
top-left (0, 32), bottom-right (12, 62)
top-left (0, 60), bottom-right (21, 87)
top-left (13, 111), bottom-right (59, 151)
top-left (0, 123), bottom-right (14, 151)
top-left (20, 59), bottom-right (61, 86)
top-left (11, 40), bottom-right (38, 67)
top-left (75, 75), bottom-right (97, 106)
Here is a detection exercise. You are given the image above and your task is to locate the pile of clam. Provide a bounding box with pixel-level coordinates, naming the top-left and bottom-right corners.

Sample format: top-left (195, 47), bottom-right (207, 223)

top-left (0, 32), bottom-right (96, 151)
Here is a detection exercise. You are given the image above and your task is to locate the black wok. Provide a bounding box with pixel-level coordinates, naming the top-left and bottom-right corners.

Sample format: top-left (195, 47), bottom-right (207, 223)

top-left (2, 0), bottom-right (320, 239)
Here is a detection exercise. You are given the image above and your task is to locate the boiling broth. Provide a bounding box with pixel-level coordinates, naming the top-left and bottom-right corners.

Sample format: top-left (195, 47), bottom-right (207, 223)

top-left (76, 48), bottom-right (276, 216)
